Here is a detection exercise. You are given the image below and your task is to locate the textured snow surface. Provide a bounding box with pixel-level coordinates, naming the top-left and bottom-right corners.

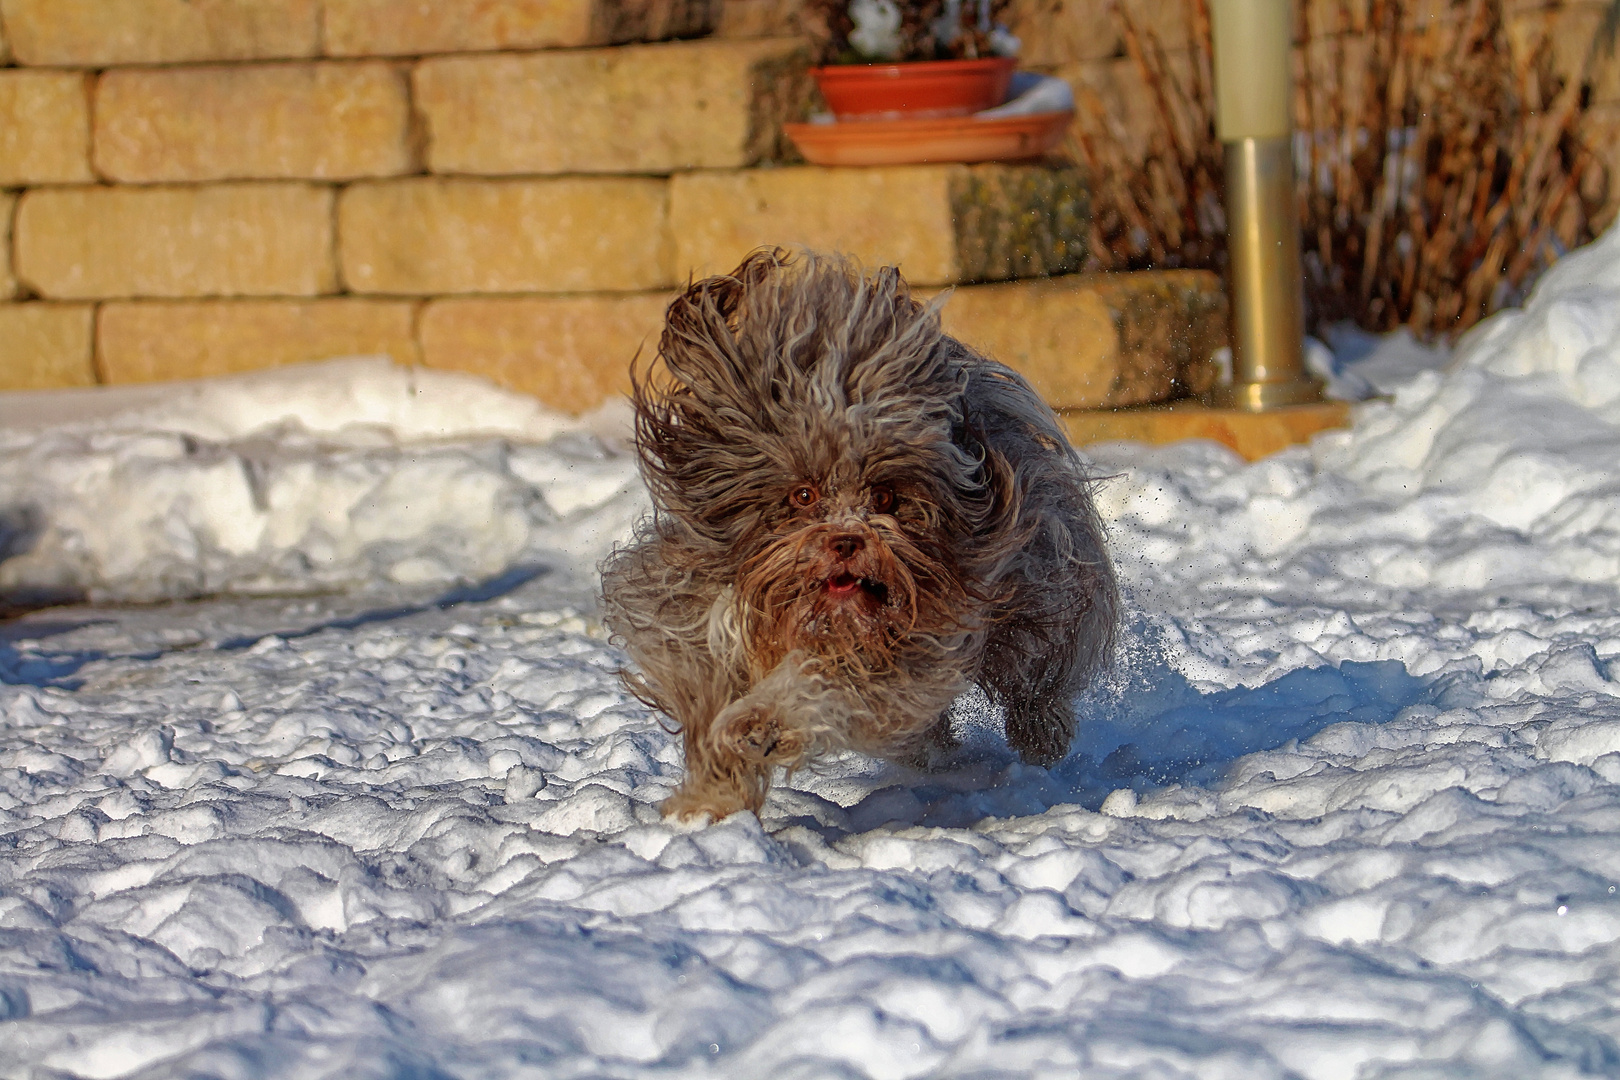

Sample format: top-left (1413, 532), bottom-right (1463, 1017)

top-left (7, 230), bottom-right (1620, 1078)
top-left (0, 358), bottom-right (639, 602)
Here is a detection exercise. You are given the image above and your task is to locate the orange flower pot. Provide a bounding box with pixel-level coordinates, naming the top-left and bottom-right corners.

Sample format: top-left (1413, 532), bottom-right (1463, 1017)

top-left (811, 57), bottom-right (1017, 120)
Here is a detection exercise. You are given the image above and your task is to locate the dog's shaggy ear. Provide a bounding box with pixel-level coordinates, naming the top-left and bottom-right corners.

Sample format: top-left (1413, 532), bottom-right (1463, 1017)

top-left (645, 250), bottom-right (780, 418)
top-left (632, 248), bottom-right (982, 545)
top-left (629, 249), bottom-right (804, 542)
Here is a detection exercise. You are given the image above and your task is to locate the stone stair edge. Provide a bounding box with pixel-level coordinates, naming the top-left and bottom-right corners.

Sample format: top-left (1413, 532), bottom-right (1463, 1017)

top-left (0, 0), bottom-right (738, 67)
top-left (11, 163), bottom-right (1096, 300)
top-left (0, 271), bottom-right (1227, 417)
top-left (2, 39), bottom-right (816, 188)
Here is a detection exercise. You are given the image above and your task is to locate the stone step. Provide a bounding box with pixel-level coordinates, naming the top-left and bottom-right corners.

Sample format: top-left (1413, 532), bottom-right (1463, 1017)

top-left (10, 161), bottom-right (1088, 301)
top-left (672, 162), bottom-right (1090, 288)
top-left (3, 37), bottom-right (808, 187)
top-left (326, 0), bottom-right (724, 57)
top-left (0, 270), bottom-right (1225, 415)
top-left (0, 0), bottom-right (723, 66)
top-left (935, 271), bottom-right (1225, 410)
top-left (414, 37), bottom-right (811, 176)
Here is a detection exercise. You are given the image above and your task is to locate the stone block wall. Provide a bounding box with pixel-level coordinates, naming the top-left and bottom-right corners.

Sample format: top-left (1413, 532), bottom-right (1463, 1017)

top-left (0, 0), bottom-right (1153, 411)
top-left (0, 1), bottom-right (772, 400)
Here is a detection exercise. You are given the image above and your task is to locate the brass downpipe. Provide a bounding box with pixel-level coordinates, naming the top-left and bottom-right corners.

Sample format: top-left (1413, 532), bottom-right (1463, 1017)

top-left (1205, 0), bottom-right (1323, 411)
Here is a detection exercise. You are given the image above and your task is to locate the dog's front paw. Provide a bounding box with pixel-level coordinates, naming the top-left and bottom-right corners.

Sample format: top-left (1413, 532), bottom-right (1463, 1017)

top-left (714, 701), bottom-right (806, 764)
top-left (661, 785), bottom-right (749, 823)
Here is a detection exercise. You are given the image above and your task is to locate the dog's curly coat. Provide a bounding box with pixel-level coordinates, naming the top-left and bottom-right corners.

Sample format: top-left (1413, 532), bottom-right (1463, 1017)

top-left (601, 250), bottom-right (1119, 820)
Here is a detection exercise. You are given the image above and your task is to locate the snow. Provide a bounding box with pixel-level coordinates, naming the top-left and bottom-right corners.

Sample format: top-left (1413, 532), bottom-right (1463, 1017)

top-left (0, 358), bottom-right (642, 602)
top-left (6, 228), bottom-right (1620, 1078)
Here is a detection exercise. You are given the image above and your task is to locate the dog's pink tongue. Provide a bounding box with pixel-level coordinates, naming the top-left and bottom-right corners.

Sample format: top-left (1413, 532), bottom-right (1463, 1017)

top-left (827, 573), bottom-right (860, 597)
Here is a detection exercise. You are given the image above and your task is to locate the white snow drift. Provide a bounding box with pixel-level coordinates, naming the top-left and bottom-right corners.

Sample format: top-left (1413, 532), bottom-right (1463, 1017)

top-left (0, 358), bottom-right (644, 602)
top-left (5, 228), bottom-right (1620, 1079)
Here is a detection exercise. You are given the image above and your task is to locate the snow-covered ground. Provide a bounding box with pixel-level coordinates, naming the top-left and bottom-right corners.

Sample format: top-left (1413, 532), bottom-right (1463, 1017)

top-left (6, 230), bottom-right (1620, 1079)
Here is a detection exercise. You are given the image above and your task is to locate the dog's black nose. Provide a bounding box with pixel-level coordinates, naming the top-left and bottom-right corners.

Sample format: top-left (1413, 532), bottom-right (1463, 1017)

top-left (830, 534), bottom-right (863, 560)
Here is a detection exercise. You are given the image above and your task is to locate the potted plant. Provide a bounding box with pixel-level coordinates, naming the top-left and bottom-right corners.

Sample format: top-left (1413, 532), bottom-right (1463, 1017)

top-left (807, 0), bottom-right (1022, 119)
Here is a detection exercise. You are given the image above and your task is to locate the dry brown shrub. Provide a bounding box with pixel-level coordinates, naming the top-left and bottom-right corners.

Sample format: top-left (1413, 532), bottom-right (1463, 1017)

top-left (1075, 0), bottom-right (1610, 340)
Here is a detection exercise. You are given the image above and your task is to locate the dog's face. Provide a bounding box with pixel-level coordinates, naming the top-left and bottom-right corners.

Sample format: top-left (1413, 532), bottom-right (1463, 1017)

top-left (730, 423), bottom-right (978, 676)
top-left (634, 251), bottom-right (1007, 677)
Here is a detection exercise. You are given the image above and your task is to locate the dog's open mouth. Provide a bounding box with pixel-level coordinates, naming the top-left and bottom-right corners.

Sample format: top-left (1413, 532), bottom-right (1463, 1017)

top-left (826, 572), bottom-right (888, 605)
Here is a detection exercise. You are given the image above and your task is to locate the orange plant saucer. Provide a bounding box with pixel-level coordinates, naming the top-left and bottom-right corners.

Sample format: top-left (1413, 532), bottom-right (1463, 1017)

top-left (783, 109), bottom-right (1073, 167)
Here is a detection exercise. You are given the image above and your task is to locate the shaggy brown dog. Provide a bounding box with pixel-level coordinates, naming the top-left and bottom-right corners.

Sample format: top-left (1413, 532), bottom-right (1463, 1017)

top-left (601, 250), bottom-right (1119, 820)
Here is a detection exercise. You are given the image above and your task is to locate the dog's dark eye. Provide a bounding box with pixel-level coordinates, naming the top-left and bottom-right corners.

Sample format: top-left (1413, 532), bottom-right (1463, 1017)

top-left (870, 485), bottom-right (896, 514)
top-left (789, 485), bottom-right (819, 508)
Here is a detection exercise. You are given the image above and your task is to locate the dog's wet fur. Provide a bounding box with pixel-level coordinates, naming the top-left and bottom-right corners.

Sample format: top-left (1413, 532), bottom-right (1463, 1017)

top-left (601, 250), bottom-right (1120, 820)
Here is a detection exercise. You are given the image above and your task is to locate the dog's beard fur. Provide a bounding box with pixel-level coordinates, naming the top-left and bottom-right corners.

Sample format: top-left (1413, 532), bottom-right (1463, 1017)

top-left (601, 248), bottom-right (1120, 821)
top-left (738, 515), bottom-right (971, 677)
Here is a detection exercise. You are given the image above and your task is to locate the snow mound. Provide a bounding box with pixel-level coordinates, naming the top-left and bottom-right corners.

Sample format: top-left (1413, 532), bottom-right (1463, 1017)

top-left (1096, 226), bottom-right (1620, 625)
top-left (0, 358), bottom-right (644, 602)
top-left (0, 356), bottom-right (611, 444)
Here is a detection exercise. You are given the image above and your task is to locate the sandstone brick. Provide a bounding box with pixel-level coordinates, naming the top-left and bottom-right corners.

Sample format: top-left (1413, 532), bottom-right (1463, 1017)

top-left (940, 280), bottom-right (1119, 410)
top-left (716, 0), bottom-right (807, 38)
top-left (97, 300), bottom-right (418, 385)
top-left (670, 163), bottom-right (1087, 287)
top-left (0, 193), bottom-right (15, 300)
top-left (411, 272), bottom-right (1224, 418)
top-left (95, 62), bottom-right (413, 183)
top-left (0, 0), bottom-right (319, 66)
top-left (941, 271), bottom-right (1226, 410)
top-left (673, 166), bottom-right (953, 284)
top-left (950, 164), bottom-right (1090, 282)
top-left (0, 304), bottom-right (95, 391)
top-left (0, 71), bottom-right (92, 185)
top-left (420, 293), bottom-right (674, 415)
top-left (416, 38), bottom-right (810, 175)
top-left (323, 0), bottom-right (721, 56)
top-left (339, 178), bottom-right (671, 295)
top-left (16, 184), bottom-right (336, 300)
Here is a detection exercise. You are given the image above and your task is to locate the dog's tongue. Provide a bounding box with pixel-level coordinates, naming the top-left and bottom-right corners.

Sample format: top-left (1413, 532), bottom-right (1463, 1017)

top-left (827, 572), bottom-right (860, 597)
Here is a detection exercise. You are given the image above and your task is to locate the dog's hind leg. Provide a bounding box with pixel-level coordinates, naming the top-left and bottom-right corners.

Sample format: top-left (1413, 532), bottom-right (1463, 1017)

top-left (980, 487), bottom-right (1119, 768)
top-left (980, 615), bottom-right (1087, 768)
top-left (1002, 692), bottom-right (1077, 767)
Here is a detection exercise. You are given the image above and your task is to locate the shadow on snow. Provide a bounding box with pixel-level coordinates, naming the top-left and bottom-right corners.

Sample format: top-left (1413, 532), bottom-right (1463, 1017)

top-left (802, 656), bottom-right (1461, 834)
top-left (0, 563), bottom-right (552, 688)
